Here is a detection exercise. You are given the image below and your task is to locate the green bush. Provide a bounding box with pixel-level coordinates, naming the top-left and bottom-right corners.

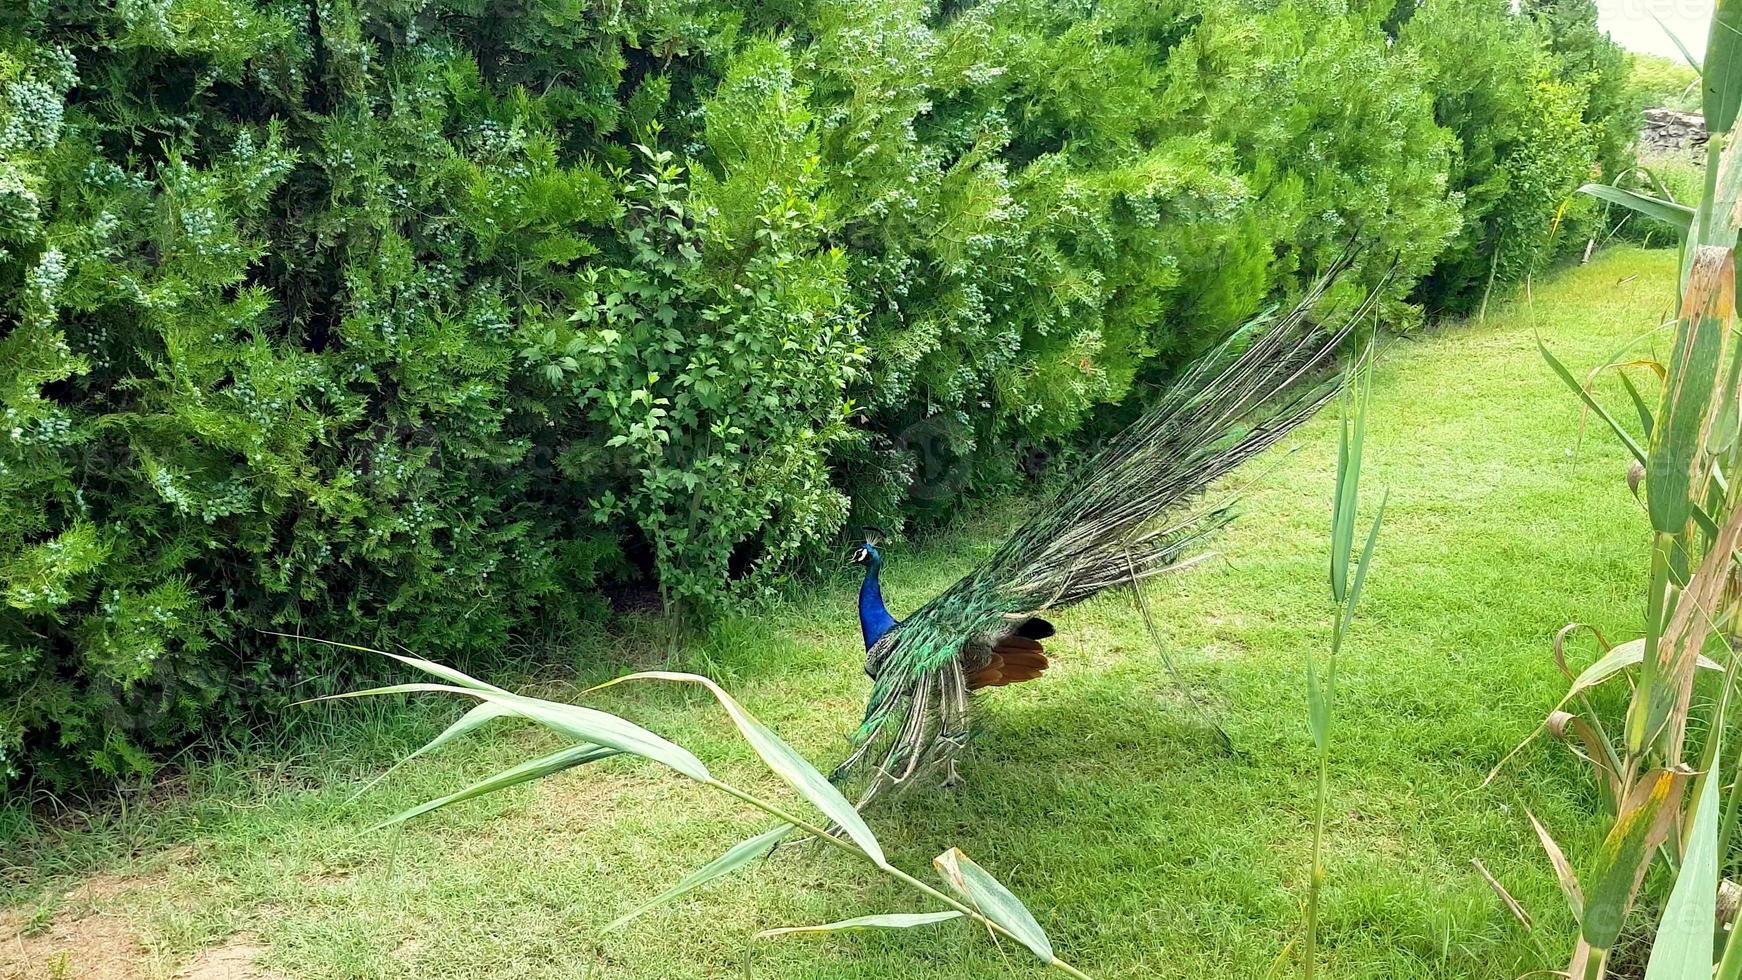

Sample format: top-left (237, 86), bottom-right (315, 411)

top-left (1401, 0), bottom-right (1617, 312)
top-left (1627, 51), bottom-right (1701, 113)
top-left (0, 0), bottom-right (1633, 785)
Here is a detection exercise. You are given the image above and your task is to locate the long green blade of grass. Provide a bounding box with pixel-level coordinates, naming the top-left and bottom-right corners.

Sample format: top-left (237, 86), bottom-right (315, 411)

top-left (1581, 769), bottom-right (1692, 951)
top-left (934, 847), bottom-right (1055, 962)
top-left (587, 671), bottom-right (888, 867)
top-left (371, 742), bottom-right (620, 831)
top-left (607, 822), bottom-right (796, 931)
top-left (1704, 2), bottom-right (1742, 134)
top-left (1577, 183), bottom-right (1695, 234)
top-left (756, 911), bottom-right (965, 939)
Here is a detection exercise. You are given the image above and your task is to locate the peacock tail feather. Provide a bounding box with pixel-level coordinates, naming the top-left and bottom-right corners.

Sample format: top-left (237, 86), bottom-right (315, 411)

top-left (833, 255), bottom-right (1387, 807)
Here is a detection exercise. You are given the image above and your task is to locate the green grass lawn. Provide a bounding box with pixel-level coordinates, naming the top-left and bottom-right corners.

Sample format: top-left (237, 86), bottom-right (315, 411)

top-left (0, 248), bottom-right (1684, 979)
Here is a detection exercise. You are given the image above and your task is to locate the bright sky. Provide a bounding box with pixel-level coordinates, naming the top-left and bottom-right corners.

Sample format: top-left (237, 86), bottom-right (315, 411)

top-left (1595, 0), bottom-right (1713, 60)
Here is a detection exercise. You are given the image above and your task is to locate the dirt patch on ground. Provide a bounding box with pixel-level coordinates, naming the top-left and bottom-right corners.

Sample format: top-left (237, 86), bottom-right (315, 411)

top-left (173, 938), bottom-right (285, 980)
top-left (60, 869), bottom-right (169, 908)
top-left (0, 869), bottom-right (164, 979)
top-left (0, 866), bottom-right (282, 980)
top-left (0, 904), bottom-right (141, 980)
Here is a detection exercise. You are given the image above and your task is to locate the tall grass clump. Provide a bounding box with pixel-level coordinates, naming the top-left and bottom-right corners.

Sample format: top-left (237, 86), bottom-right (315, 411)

top-left (1498, 6), bottom-right (1742, 975)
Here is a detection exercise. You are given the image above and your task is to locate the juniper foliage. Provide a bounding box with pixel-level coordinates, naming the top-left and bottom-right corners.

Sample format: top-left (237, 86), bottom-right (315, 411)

top-left (0, 0), bottom-right (1628, 783)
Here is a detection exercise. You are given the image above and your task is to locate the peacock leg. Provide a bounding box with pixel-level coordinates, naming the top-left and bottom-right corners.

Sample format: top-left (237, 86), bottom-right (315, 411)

top-left (942, 758), bottom-right (965, 789)
top-left (937, 666), bottom-right (970, 789)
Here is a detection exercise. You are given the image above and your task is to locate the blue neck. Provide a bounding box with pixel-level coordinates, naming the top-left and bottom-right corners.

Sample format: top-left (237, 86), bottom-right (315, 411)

top-left (858, 561), bottom-right (897, 649)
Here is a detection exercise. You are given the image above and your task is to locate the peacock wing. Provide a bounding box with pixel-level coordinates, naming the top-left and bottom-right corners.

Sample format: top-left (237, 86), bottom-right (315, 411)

top-left (962, 616), bottom-right (1054, 690)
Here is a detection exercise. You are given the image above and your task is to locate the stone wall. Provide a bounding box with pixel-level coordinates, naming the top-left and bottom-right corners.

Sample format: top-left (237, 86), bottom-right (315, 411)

top-left (1642, 107), bottom-right (1708, 154)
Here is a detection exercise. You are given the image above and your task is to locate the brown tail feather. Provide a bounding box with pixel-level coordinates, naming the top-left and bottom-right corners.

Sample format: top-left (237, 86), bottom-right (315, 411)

top-left (994, 650), bottom-right (1047, 670)
top-left (967, 644), bottom-right (1050, 690)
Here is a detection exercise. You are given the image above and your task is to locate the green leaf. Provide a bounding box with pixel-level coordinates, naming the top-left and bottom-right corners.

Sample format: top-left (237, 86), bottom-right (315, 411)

top-left (1305, 657), bottom-right (1330, 751)
top-left (1582, 769), bottom-right (1691, 950)
top-left (933, 847), bottom-right (1054, 962)
top-left (1577, 183), bottom-right (1694, 235)
top-left (1344, 489), bottom-right (1388, 617)
top-left (1710, 340), bottom-right (1742, 455)
top-left (308, 682), bottom-right (712, 781)
top-left (1566, 638), bottom-right (1723, 700)
top-left (587, 671), bottom-right (888, 867)
top-left (1643, 730), bottom-right (1721, 979)
top-left (1705, 2), bottom-right (1742, 133)
top-left (1618, 371), bottom-right (1656, 441)
top-left (1651, 8), bottom-right (1705, 73)
top-left (755, 910), bottom-right (965, 940)
top-left (1539, 336), bottom-right (1648, 465)
top-left (371, 742), bottom-right (619, 831)
top-left (1648, 248), bottom-right (1734, 533)
top-left (263, 634), bottom-right (510, 694)
top-left (348, 701), bottom-right (516, 803)
top-left (607, 823), bottom-right (794, 931)
top-left (1330, 383), bottom-right (1363, 604)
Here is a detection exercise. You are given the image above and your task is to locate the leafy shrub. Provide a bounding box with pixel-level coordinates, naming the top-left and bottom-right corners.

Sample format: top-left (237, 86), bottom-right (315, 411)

top-left (0, 0), bottom-right (1633, 785)
top-left (1402, 0), bottom-right (1613, 312)
top-left (523, 46), bottom-right (865, 614)
top-left (1626, 51), bottom-right (1701, 113)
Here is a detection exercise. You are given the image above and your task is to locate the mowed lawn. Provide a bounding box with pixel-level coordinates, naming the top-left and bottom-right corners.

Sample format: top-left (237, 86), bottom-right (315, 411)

top-left (1, 249), bottom-right (1681, 979)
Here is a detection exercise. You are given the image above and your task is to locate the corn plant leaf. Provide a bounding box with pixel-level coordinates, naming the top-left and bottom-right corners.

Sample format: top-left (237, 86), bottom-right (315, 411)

top-left (1712, 338), bottom-right (1742, 455)
top-left (307, 682), bottom-right (712, 781)
top-left (1618, 371), bottom-right (1656, 441)
top-left (755, 910), bottom-right (964, 940)
top-left (1705, 2), bottom-right (1742, 134)
top-left (1483, 638), bottom-right (1718, 791)
top-left (1528, 810), bottom-right (1585, 920)
top-left (1568, 638), bottom-right (1723, 700)
top-left (606, 822), bottom-right (795, 931)
top-left (1682, 153), bottom-right (1742, 286)
top-left (1651, 497), bottom-right (1742, 759)
top-left (587, 671), bottom-right (887, 867)
top-left (933, 847), bottom-right (1054, 962)
top-left (1643, 729), bottom-right (1722, 979)
top-left (349, 701), bottom-right (517, 803)
top-left (1546, 711), bottom-right (1624, 810)
top-left (263, 634), bottom-right (510, 694)
top-left (1539, 337), bottom-right (1648, 465)
top-left (1577, 183), bottom-right (1695, 234)
top-left (1647, 247), bottom-right (1734, 534)
top-left (1651, 8), bottom-right (1703, 73)
top-left (371, 741), bottom-right (619, 831)
top-left (1581, 768), bottom-right (1692, 950)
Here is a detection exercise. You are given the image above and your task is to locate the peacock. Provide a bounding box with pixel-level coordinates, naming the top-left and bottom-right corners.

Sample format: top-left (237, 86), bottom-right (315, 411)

top-left (832, 262), bottom-right (1381, 806)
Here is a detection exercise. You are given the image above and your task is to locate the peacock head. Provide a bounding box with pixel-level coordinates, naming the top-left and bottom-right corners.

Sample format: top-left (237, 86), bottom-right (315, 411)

top-left (849, 528), bottom-right (885, 569)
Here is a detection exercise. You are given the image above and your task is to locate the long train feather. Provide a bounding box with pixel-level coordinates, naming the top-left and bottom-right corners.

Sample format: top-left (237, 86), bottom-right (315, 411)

top-left (833, 254), bottom-right (1389, 806)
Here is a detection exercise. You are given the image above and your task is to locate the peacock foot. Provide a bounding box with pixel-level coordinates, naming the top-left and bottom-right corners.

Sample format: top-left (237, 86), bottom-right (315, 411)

top-left (941, 761), bottom-right (966, 790)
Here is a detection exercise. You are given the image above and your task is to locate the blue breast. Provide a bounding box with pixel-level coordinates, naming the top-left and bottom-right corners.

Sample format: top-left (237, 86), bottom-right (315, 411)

top-left (858, 565), bottom-right (897, 649)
